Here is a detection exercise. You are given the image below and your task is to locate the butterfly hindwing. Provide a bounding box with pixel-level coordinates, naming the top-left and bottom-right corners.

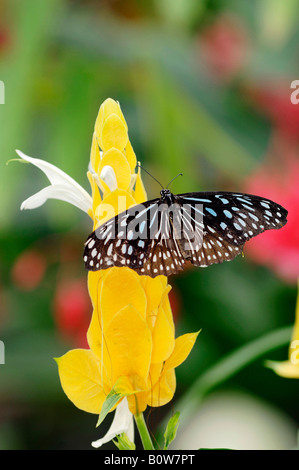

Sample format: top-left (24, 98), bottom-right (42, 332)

top-left (84, 198), bottom-right (159, 272)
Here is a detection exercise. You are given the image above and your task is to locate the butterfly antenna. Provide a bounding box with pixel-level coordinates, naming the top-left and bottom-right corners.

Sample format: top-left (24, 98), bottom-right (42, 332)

top-left (166, 173), bottom-right (183, 189)
top-left (137, 164), bottom-right (164, 190)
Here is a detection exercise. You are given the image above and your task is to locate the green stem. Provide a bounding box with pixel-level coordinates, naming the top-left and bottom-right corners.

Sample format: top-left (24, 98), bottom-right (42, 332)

top-left (189, 325), bottom-right (293, 402)
top-left (159, 325), bottom-right (293, 436)
top-left (134, 413), bottom-right (155, 450)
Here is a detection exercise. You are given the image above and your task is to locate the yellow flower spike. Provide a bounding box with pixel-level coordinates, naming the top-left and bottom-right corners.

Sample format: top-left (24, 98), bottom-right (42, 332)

top-left (19, 97), bottom-right (201, 449)
top-left (55, 349), bottom-right (106, 414)
top-left (98, 148), bottom-right (132, 190)
top-left (104, 305), bottom-right (152, 387)
top-left (100, 267), bottom-right (147, 327)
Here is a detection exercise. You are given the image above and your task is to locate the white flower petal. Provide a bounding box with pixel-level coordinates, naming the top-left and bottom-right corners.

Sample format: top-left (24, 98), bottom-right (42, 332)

top-left (21, 184), bottom-right (92, 213)
top-left (91, 398), bottom-right (134, 449)
top-left (100, 165), bottom-right (118, 192)
top-left (16, 149), bottom-right (92, 213)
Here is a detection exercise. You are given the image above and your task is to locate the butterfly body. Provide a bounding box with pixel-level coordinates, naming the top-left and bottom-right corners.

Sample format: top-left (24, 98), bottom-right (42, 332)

top-left (83, 191), bottom-right (288, 278)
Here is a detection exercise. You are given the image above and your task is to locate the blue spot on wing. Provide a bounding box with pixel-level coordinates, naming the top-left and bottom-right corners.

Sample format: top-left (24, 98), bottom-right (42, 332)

top-left (206, 207), bottom-right (217, 216)
top-left (223, 210), bottom-right (232, 218)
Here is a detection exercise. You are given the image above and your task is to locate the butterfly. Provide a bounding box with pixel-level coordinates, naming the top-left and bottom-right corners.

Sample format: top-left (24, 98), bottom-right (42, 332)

top-left (83, 185), bottom-right (288, 278)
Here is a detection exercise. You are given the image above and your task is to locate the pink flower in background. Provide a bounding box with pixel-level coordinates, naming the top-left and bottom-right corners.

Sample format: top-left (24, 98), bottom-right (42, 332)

top-left (244, 149), bottom-right (299, 283)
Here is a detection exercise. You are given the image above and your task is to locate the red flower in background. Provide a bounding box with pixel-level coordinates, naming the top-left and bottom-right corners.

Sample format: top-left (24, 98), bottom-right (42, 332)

top-left (0, 28), bottom-right (7, 51)
top-left (11, 240), bottom-right (92, 347)
top-left (12, 249), bottom-right (47, 291)
top-left (168, 286), bottom-right (181, 324)
top-left (244, 147), bottom-right (299, 283)
top-left (244, 83), bottom-right (299, 144)
top-left (53, 278), bottom-right (91, 348)
top-left (0, 17), bottom-right (11, 55)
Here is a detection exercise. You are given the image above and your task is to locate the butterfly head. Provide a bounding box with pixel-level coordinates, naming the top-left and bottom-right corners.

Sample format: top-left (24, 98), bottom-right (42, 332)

top-left (160, 189), bottom-right (174, 204)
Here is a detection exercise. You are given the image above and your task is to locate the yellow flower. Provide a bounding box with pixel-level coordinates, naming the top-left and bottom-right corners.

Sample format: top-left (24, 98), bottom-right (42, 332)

top-left (56, 98), bottom-right (199, 417)
top-left (87, 98), bottom-right (146, 229)
top-left (17, 97), bottom-right (199, 446)
top-left (267, 279), bottom-right (299, 378)
top-left (56, 268), bottom-right (199, 415)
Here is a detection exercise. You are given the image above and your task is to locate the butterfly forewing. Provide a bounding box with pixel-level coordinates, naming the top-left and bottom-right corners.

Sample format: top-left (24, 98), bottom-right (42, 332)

top-left (83, 190), bottom-right (288, 278)
top-left (179, 192), bottom-right (286, 245)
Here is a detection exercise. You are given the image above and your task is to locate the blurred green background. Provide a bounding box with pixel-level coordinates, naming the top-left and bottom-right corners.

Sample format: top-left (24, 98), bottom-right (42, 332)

top-left (1, 0), bottom-right (299, 450)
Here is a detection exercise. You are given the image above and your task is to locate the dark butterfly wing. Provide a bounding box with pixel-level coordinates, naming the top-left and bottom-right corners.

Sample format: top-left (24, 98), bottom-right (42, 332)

top-left (84, 197), bottom-right (184, 277)
top-left (134, 203), bottom-right (186, 277)
top-left (84, 191), bottom-right (288, 278)
top-left (176, 191), bottom-right (287, 268)
top-left (84, 197), bottom-right (158, 272)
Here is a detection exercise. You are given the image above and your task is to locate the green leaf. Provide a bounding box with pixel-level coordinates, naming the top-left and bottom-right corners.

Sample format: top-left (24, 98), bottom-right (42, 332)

top-left (96, 387), bottom-right (123, 428)
top-left (163, 412), bottom-right (180, 450)
top-left (113, 433), bottom-right (136, 450)
top-left (96, 376), bottom-right (138, 428)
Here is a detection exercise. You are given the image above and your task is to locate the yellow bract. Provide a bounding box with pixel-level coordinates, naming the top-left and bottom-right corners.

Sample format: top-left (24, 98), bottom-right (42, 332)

top-left (55, 349), bottom-right (106, 414)
top-left (267, 279), bottom-right (299, 379)
top-left (100, 268), bottom-right (147, 325)
top-left (94, 189), bottom-right (136, 229)
top-left (98, 148), bottom-right (131, 190)
top-left (56, 98), bottom-right (199, 417)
